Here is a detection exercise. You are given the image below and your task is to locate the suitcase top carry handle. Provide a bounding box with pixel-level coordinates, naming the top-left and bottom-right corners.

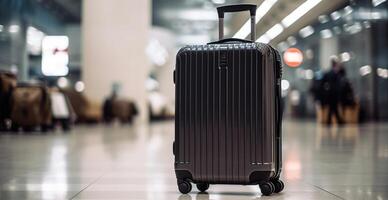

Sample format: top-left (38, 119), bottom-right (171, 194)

top-left (217, 4), bottom-right (257, 41)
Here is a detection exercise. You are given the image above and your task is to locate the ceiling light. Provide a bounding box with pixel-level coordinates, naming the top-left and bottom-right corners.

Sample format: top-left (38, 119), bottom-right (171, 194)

top-left (8, 25), bottom-right (19, 33)
top-left (233, 0), bottom-right (278, 39)
top-left (266, 23), bottom-right (284, 40)
top-left (320, 29), bottom-right (333, 39)
top-left (343, 6), bottom-right (353, 16)
top-left (356, 9), bottom-right (387, 20)
top-left (75, 81), bottom-right (85, 92)
top-left (344, 22), bottom-right (362, 34)
top-left (359, 65), bottom-right (372, 76)
top-left (377, 68), bottom-right (388, 78)
top-left (282, 0), bottom-right (322, 28)
top-left (333, 26), bottom-right (341, 34)
top-left (170, 9), bottom-right (217, 21)
top-left (57, 77), bottom-right (69, 88)
top-left (287, 36), bottom-right (297, 46)
top-left (318, 15), bottom-right (329, 23)
top-left (304, 69), bottom-right (314, 80)
top-left (212, 0), bottom-right (225, 4)
top-left (340, 52), bottom-right (351, 62)
top-left (299, 25), bottom-right (314, 38)
top-left (330, 11), bottom-right (341, 20)
top-left (373, 0), bottom-right (387, 7)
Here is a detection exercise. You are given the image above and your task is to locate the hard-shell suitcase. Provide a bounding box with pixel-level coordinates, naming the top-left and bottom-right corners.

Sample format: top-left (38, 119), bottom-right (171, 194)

top-left (62, 89), bottom-right (102, 123)
top-left (103, 96), bottom-right (138, 124)
top-left (10, 83), bottom-right (52, 132)
top-left (112, 98), bottom-right (137, 123)
top-left (173, 4), bottom-right (284, 196)
top-left (50, 88), bottom-right (75, 131)
top-left (0, 71), bottom-right (17, 131)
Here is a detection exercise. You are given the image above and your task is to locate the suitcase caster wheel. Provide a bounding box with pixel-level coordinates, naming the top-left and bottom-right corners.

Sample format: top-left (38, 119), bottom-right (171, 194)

top-left (272, 179), bottom-right (284, 193)
top-left (196, 183), bottom-right (209, 192)
top-left (260, 182), bottom-right (275, 196)
top-left (178, 180), bottom-right (192, 194)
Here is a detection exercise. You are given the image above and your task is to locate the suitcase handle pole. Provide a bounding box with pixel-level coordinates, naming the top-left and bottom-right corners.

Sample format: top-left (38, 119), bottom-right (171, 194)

top-left (217, 4), bottom-right (257, 41)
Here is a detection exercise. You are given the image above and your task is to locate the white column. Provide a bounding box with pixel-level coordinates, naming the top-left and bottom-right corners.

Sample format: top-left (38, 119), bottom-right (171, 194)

top-left (82, 0), bottom-right (151, 122)
top-left (319, 37), bottom-right (338, 70)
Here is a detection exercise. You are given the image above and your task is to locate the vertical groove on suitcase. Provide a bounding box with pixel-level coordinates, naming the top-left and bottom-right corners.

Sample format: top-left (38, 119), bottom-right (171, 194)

top-left (175, 44), bottom-right (278, 183)
top-left (242, 47), bottom-right (247, 180)
top-left (189, 52), bottom-right (193, 164)
top-left (200, 49), bottom-right (205, 181)
top-left (214, 49), bottom-right (220, 182)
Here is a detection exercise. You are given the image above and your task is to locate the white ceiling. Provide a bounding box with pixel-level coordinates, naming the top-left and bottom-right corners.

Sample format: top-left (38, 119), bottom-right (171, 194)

top-left (231, 0), bottom-right (348, 44)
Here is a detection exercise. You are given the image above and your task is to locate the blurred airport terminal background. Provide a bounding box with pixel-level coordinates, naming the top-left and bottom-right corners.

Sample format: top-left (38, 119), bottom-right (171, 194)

top-left (1, 0), bottom-right (387, 123)
top-left (0, 0), bottom-right (388, 199)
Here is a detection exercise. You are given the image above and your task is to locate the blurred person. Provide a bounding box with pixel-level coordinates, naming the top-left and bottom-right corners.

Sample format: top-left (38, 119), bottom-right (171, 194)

top-left (309, 70), bottom-right (324, 105)
top-left (320, 57), bottom-right (345, 125)
top-left (338, 67), bottom-right (355, 108)
top-left (102, 90), bottom-right (117, 123)
top-left (338, 67), bottom-right (357, 123)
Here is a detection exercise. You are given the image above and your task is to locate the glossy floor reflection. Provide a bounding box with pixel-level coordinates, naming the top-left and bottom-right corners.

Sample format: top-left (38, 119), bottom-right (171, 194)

top-left (0, 120), bottom-right (387, 200)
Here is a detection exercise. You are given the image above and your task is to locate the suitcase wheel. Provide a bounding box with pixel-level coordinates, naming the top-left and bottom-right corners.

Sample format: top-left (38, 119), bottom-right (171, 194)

top-left (259, 182), bottom-right (275, 196)
top-left (196, 183), bottom-right (209, 192)
top-left (177, 180), bottom-right (192, 194)
top-left (271, 179), bottom-right (284, 193)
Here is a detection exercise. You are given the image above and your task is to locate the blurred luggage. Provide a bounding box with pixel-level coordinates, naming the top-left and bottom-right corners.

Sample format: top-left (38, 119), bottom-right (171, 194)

top-left (62, 89), bottom-right (102, 123)
top-left (102, 97), bottom-right (115, 123)
top-left (10, 83), bottom-right (51, 132)
top-left (0, 71), bottom-right (17, 130)
top-left (103, 96), bottom-right (138, 123)
top-left (173, 5), bottom-right (284, 196)
top-left (112, 99), bottom-right (138, 123)
top-left (49, 88), bottom-right (75, 131)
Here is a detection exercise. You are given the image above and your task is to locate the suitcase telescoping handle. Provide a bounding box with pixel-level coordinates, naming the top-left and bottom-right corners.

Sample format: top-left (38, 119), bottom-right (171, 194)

top-left (217, 4), bottom-right (257, 41)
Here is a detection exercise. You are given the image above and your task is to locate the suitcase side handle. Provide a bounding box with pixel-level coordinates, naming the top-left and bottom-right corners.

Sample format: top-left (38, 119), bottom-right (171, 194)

top-left (217, 4), bottom-right (257, 41)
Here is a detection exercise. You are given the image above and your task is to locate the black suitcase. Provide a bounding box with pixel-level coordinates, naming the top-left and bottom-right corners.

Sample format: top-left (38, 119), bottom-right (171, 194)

top-left (173, 4), bottom-right (284, 196)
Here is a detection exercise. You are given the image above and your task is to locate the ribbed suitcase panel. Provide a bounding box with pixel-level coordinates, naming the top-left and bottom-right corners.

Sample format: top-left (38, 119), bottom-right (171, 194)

top-left (175, 44), bottom-right (276, 183)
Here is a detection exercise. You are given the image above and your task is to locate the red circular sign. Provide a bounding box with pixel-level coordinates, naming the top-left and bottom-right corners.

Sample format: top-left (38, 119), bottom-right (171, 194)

top-left (283, 48), bottom-right (303, 67)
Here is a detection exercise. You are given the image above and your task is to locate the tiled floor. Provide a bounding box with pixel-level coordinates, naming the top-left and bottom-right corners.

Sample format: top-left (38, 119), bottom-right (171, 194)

top-left (0, 120), bottom-right (387, 200)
